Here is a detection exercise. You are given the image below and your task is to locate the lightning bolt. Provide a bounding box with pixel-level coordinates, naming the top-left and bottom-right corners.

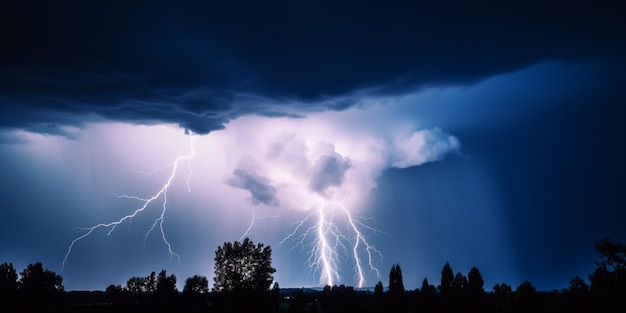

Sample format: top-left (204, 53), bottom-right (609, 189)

top-left (338, 203), bottom-right (383, 287)
top-left (280, 198), bottom-right (384, 288)
top-left (61, 131), bottom-right (384, 288)
top-left (239, 203), bottom-right (279, 241)
top-left (61, 135), bottom-right (197, 272)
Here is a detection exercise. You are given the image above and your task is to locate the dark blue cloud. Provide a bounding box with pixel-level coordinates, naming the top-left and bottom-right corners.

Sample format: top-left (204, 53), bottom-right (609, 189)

top-left (1, 1), bottom-right (624, 134)
top-left (309, 153), bottom-right (352, 197)
top-left (228, 169), bottom-right (280, 206)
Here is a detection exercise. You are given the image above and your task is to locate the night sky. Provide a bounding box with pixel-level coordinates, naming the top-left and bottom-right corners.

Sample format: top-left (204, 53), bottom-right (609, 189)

top-left (1, 1), bottom-right (625, 292)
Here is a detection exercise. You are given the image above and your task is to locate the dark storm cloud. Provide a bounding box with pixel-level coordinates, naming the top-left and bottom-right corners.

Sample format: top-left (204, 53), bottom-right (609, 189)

top-left (228, 169), bottom-right (280, 206)
top-left (1, 1), bottom-right (624, 134)
top-left (308, 153), bottom-right (352, 197)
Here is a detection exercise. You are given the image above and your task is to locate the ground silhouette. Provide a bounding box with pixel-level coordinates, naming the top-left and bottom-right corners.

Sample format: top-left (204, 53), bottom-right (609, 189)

top-left (1, 238), bottom-right (625, 312)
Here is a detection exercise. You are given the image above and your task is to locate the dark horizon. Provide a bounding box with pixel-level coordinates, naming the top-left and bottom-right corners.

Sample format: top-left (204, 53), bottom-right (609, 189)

top-left (2, 236), bottom-right (618, 293)
top-left (4, 237), bottom-right (626, 312)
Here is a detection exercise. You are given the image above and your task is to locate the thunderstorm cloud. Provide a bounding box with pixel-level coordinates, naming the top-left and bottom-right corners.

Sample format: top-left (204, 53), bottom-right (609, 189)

top-left (308, 144), bottom-right (352, 198)
top-left (227, 169), bottom-right (280, 206)
top-left (213, 115), bottom-right (463, 213)
top-left (391, 128), bottom-right (461, 169)
top-left (1, 2), bottom-right (623, 136)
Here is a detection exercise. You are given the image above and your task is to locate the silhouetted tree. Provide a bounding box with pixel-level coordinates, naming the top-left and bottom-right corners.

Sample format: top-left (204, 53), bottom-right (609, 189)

top-left (212, 239), bottom-right (276, 312)
top-left (182, 275), bottom-right (208, 308)
top-left (388, 263), bottom-right (405, 294)
top-left (452, 271), bottom-right (467, 294)
top-left (146, 270), bottom-right (157, 293)
top-left (420, 277), bottom-right (437, 295)
top-left (467, 266), bottom-right (484, 293)
top-left (372, 281), bottom-right (384, 313)
top-left (561, 276), bottom-right (591, 312)
top-left (513, 280), bottom-right (538, 312)
top-left (589, 238), bottom-right (626, 312)
top-left (271, 282), bottom-right (281, 312)
top-left (450, 271), bottom-right (468, 310)
top-left (126, 276), bottom-right (142, 294)
top-left (419, 277), bottom-right (436, 313)
top-left (590, 238), bottom-right (626, 293)
top-left (126, 271), bottom-right (156, 294)
top-left (125, 271), bottom-right (156, 305)
top-left (568, 275), bottom-right (589, 293)
top-left (153, 269), bottom-right (178, 307)
top-left (212, 238), bottom-right (276, 292)
top-left (319, 285), bottom-right (363, 313)
top-left (388, 264), bottom-right (406, 312)
top-left (438, 262), bottom-right (455, 311)
top-left (183, 274), bottom-right (208, 294)
top-left (0, 262), bottom-right (18, 305)
top-left (594, 237), bottom-right (626, 272)
top-left (467, 266), bottom-right (486, 311)
top-left (439, 262), bottom-right (454, 296)
top-left (18, 262), bottom-right (64, 308)
top-left (374, 280), bottom-right (383, 295)
top-left (492, 283), bottom-right (512, 312)
top-left (105, 284), bottom-right (132, 307)
top-left (421, 277), bottom-right (435, 295)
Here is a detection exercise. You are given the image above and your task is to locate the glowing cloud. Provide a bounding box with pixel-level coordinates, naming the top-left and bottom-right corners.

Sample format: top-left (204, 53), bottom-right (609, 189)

top-left (60, 105), bottom-right (461, 287)
top-left (391, 127), bottom-right (461, 169)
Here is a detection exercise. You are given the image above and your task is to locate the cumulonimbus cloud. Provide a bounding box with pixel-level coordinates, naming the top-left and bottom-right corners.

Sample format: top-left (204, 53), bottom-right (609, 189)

top-left (308, 145), bottom-right (352, 198)
top-left (391, 127), bottom-right (461, 169)
top-left (227, 169), bottom-right (280, 206)
top-left (216, 114), bottom-right (461, 212)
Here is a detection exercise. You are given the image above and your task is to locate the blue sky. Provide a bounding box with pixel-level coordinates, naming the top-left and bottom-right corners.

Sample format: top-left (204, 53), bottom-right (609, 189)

top-left (1, 1), bottom-right (625, 291)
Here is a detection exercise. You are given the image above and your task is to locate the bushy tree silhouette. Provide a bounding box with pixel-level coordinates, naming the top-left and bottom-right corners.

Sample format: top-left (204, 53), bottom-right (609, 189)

top-left (182, 275), bottom-right (209, 308)
top-left (124, 271), bottom-right (157, 305)
top-left (588, 238), bottom-right (626, 312)
top-left (18, 262), bottom-right (63, 308)
top-left (594, 238), bottom-right (626, 272)
top-left (105, 284), bottom-right (133, 307)
top-left (561, 276), bottom-right (591, 312)
top-left (213, 238), bottom-right (275, 293)
top-left (125, 276), bottom-right (145, 295)
top-left (492, 282), bottom-right (512, 312)
top-left (183, 275), bottom-right (208, 294)
top-left (153, 269), bottom-right (178, 307)
top-left (514, 280), bottom-right (538, 312)
top-left (212, 238), bottom-right (276, 312)
top-left (126, 271), bottom-right (156, 295)
top-left (0, 262), bottom-right (18, 305)
top-left (568, 275), bottom-right (589, 293)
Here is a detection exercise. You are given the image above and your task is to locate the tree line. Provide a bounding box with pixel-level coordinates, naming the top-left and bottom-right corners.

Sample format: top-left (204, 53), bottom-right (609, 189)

top-left (1, 237), bottom-right (625, 312)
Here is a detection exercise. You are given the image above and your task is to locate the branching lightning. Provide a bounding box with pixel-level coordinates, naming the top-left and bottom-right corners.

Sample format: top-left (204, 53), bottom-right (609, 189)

top-left (280, 198), bottom-right (384, 288)
top-left (239, 203), bottom-right (279, 241)
top-left (61, 135), bottom-right (197, 272)
top-left (61, 131), bottom-right (385, 288)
